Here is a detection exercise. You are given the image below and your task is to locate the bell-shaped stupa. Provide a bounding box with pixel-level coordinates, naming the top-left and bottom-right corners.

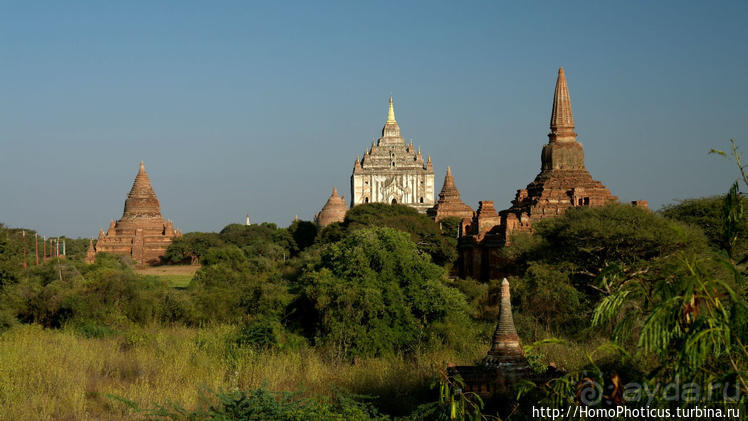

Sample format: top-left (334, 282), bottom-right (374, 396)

top-left (315, 187), bottom-right (348, 227)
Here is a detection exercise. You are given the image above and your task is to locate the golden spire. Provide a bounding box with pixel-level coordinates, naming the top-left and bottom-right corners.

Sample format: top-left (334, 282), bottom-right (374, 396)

top-left (387, 95), bottom-right (396, 122)
top-left (549, 67), bottom-right (577, 142)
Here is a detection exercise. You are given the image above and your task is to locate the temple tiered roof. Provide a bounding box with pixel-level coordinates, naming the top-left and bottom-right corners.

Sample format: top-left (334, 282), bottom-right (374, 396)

top-left (427, 167), bottom-right (474, 222)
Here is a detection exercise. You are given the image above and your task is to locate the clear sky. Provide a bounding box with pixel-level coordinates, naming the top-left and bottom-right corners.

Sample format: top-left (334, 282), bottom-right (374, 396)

top-left (1, 1), bottom-right (746, 237)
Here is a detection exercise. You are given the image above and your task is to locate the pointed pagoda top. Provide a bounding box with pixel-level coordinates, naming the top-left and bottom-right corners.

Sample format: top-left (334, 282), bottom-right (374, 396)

top-left (428, 166), bottom-right (473, 222)
top-left (549, 67), bottom-right (577, 143)
top-left (378, 95), bottom-right (405, 146)
top-left (122, 161), bottom-right (163, 220)
top-left (387, 95), bottom-right (396, 122)
top-left (438, 166), bottom-right (459, 200)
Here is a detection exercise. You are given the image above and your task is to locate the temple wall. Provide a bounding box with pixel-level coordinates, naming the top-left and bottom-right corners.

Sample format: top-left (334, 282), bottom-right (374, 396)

top-left (352, 171), bottom-right (434, 212)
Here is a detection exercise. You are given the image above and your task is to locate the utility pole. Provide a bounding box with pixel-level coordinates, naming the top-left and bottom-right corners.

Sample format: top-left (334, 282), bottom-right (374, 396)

top-left (34, 233), bottom-right (38, 265)
top-left (43, 237), bottom-right (47, 262)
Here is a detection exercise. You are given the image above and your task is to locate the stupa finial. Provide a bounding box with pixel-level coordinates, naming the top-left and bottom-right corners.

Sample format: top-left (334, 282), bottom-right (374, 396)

top-left (387, 95), bottom-right (396, 122)
top-left (549, 67), bottom-right (577, 142)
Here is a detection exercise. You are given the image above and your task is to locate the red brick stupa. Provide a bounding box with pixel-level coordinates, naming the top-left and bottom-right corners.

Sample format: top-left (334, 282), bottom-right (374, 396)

top-left (94, 162), bottom-right (181, 265)
top-left (427, 167), bottom-right (474, 223)
top-left (315, 187), bottom-right (348, 227)
top-left (499, 67), bottom-right (617, 241)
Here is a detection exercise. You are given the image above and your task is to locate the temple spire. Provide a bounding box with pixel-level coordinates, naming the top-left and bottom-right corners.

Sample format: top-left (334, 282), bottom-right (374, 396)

top-left (123, 161), bottom-right (162, 220)
top-left (549, 67), bottom-right (577, 143)
top-left (387, 95), bottom-right (396, 122)
top-left (379, 95), bottom-right (404, 145)
top-left (438, 166), bottom-right (460, 201)
top-left (483, 278), bottom-right (530, 373)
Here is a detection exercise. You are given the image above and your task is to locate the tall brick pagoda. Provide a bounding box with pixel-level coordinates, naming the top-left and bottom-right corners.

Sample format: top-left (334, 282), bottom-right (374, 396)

top-left (94, 161), bottom-right (181, 266)
top-left (351, 96), bottom-right (435, 212)
top-left (499, 67), bottom-right (617, 240)
top-left (459, 68), bottom-right (619, 280)
top-left (427, 167), bottom-right (474, 223)
top-left (315, 187), bottom-right (348, 227)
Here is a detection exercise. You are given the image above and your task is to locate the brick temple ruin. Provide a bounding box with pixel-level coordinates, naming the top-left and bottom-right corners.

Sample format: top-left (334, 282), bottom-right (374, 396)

top-left (458, 68), bottom-right (646, 280)
top-left (90, 161), bottom-right (181, 266)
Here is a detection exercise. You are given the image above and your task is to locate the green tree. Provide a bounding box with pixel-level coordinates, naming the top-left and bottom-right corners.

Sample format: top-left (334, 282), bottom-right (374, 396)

top-left (163, 232), bottom-right (224, 264)
top-left (340, 203), bottom-right (457, 267)
top-left (662, 195), bottom-right (748, 259)
top-left (288, 220), bottom-right (318, 254)
top-left (189, 246), bottom-right (292, 324)
top-left (0, 224), bottom-right (23, 286)
top-left (297, 227), bottom-right (471, 359)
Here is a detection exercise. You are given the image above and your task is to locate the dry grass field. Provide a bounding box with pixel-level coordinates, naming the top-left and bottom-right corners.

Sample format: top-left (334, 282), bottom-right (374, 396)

top-left (0, 324), bottom-right (489, 420)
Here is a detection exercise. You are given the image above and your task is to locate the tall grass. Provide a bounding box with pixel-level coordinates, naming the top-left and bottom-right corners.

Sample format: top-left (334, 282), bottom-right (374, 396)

top-left (0, 324), bottom-right (486, 420)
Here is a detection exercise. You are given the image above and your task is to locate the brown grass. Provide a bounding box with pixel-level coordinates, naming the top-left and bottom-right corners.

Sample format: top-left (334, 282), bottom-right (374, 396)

top-left (0, 324), bottom-right (485, 420)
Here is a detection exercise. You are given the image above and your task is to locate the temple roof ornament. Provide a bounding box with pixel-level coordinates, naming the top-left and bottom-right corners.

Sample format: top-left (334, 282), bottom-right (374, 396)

top-left (549, 67), bottom-right (577, 143)
top-left (379, 95), bottom-right (404, 146)
top-left (387, 95), bottom-right (396, 122)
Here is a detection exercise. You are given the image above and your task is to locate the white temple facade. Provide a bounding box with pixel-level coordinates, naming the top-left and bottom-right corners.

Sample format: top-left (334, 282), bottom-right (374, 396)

top-left (350, 96), bottom-right (435, 212)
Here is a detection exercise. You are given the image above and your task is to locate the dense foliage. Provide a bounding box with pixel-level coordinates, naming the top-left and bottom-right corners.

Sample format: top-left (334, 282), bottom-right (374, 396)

top-left (504, 204), bottom-right (712, 334)
top-left (297, 227), bottom-right (472, 358)
top-left (662, 195), bottom-right (748, 261)
top-left (320, 203), bottom-right (458, 267)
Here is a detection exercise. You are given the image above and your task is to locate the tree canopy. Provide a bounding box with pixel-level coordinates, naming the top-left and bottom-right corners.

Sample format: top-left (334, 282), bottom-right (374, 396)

top-left (297, 227), bottom-right (471, 358)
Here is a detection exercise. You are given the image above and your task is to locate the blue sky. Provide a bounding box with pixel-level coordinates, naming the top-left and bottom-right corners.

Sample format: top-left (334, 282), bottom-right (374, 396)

top-left (1, 1), bottom-right (746, 237)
